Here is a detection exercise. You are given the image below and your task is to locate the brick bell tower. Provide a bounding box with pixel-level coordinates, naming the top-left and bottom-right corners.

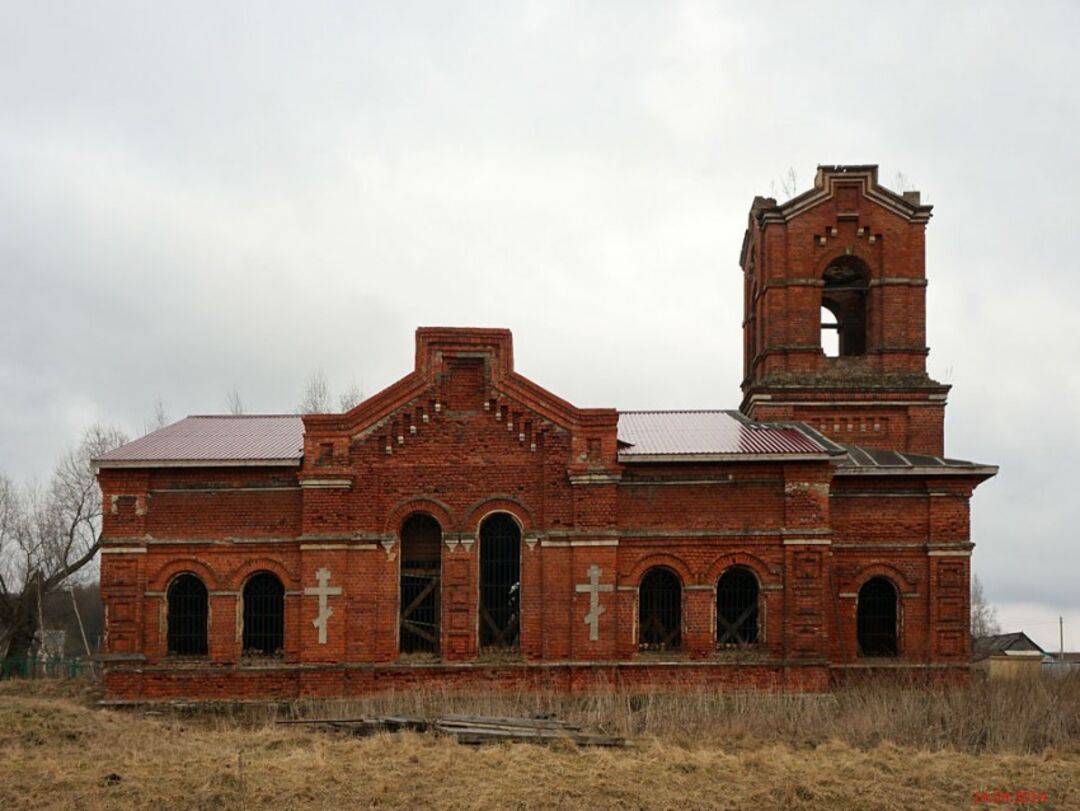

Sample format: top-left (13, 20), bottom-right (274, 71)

top-left (739, 165), bottom-right (950, 456)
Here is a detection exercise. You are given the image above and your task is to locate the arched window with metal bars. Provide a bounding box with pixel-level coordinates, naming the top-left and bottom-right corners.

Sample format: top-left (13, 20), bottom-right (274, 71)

top-left (399, 512), bottom-right (442, 655)
top-left (638, 567), bottom-right (682, 652)
top-left (857, 576), bottom-right (899, 657)
top-left (716, 567), bottom-right (759, 646)
top-left (242, 572), bottom-right (284, 656)
top-left (478, 513), bottom-right (521, 652)
top-left (167, 573), bottom-right (208, 656)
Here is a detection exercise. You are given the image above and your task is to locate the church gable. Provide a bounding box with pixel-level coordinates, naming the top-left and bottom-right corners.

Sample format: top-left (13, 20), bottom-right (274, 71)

top-left (294, 328), bottom-right (620, 540)
top-left (301, 327), bottom-right (619, 479)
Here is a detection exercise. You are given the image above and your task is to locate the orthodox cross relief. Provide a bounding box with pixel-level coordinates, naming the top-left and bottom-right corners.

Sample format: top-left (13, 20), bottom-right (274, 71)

top-left (304, 567), bottom-right (342, 645)
top-left (575, 564), bottom-right (613, 642)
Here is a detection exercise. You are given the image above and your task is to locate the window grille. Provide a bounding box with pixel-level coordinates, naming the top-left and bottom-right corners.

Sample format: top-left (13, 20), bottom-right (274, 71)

top-left (167, 574), bottom-right (208, 656)
top-left (716, 567), bottom-right (759, 646)
top-left (400, 513), bottom-right (442, 654)
top-left (857, 577), bottom-right (898, 657)
top-left (479, 513), bottom-right (520, 651)
top-left (242, 572), bottom-right (284, 656)
top-left (638, 568), bottom-right (682, 652)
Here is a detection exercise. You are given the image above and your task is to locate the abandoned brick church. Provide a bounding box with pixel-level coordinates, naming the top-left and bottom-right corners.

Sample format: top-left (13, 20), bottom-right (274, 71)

top-left (95, 166), bottom-right (997, 700)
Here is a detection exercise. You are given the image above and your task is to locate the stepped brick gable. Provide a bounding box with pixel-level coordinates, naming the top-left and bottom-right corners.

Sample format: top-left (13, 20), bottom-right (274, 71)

top-left (96, 166), bottom-right (996, 701)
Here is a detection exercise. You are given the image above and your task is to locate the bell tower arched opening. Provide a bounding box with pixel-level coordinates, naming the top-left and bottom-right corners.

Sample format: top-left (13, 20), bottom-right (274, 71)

top-left (821, 256), bottom-right (869, 357)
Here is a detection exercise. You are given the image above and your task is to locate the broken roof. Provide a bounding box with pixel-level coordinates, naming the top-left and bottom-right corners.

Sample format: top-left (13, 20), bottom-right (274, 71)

top-left (835, 444), bottom-right (998, 477)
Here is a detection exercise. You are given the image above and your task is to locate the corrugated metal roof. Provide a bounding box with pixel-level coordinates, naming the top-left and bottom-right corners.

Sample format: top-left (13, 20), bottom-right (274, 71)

top-left (617, 411), bottom-right (827, 458)
top-left (94, 416), bottom-right (304, 467)
top-left (973, 632), bottom-right (1044, 661)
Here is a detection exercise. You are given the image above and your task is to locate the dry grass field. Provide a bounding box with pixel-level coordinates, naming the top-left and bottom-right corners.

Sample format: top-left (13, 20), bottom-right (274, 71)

top-left (1, 676), bottom-right (1078, 810)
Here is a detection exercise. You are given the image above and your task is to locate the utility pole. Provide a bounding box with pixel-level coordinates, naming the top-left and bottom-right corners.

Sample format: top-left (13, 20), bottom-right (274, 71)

top-left (69, 586), bottom-right (92, 657)
top-left (1061, 616), bottom-right (1065, 661)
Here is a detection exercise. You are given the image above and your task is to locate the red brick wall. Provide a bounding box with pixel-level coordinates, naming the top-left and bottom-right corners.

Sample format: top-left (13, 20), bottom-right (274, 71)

top-left (97, 327), bottom-right (984, 700)
top-left (98, 459), bottom-right (980, 697)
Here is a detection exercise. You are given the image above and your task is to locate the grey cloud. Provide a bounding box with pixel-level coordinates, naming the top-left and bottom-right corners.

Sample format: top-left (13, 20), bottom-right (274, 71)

top-left (1, 1), bottom-right (1077, 620)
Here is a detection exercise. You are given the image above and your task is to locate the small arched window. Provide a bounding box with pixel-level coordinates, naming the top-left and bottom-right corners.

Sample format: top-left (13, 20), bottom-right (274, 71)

top-left (821, 257), bottom-right (870, 357)
top-left (242, 572), bottom-right (284, 656)
top-left (638, 567), bottom-right (682, 652)
top-left (167, 574), bottom-right (208, 656)
top-left (716, 567), bottom-right (759, 646)
top-left (857, 577), bottom-right (898, 657)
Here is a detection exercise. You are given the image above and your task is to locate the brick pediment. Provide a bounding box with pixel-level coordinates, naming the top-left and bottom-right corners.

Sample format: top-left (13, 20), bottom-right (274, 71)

top-left (301, 328), bottom-right (619, 475)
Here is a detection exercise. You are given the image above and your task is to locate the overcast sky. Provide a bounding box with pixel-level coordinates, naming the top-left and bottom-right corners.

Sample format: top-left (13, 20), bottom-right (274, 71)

top-left (2, 1), bottom-right (1077, 650)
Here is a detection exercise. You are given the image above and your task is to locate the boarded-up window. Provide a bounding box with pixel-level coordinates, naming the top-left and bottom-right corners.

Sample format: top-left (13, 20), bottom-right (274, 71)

top-left (717, 567), bottom-right (759, 646)
top-left (400, 513), bottom-right (442, 654)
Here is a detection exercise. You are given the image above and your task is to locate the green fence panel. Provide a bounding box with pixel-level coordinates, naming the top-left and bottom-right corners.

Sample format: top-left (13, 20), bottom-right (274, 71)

top-left (0, 656), bottom-right (98, 680)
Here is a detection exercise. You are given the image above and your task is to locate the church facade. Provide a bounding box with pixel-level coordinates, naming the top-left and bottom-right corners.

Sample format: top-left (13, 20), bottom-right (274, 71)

top-left (95, 166), bottom-right (996, 700)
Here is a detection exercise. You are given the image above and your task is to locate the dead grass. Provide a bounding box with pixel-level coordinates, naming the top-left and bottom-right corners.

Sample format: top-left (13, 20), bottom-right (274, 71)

top-left (0, 677), bottom-right (1078, 809)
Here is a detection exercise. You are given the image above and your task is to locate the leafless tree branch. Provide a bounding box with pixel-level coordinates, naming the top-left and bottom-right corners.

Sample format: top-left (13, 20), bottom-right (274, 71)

top-left (0, 423), bottom-right (127, 659)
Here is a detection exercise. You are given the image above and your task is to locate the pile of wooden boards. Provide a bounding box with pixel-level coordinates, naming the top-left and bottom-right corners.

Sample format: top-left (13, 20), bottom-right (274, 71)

top-left (277, 714), bottom-right (625, 747)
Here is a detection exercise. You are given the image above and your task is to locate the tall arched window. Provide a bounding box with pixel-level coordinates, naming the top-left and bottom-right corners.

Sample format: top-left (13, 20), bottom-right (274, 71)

top-left (479, 513), bottom-right (520, 651)
top-left (857, 577), bottom-right (898, 657)
top-left (638, 567), bottom-right (682, 652)
top-left (242, 572), bottom-right (284, 656)
top-left (821, 256), bottom-right (870, 357)
top-left (167, 574), bottom-right (208, 656)
top-left (400, 512), bottom-right (442, 654)
top-left (716, 567), bottom-right (759, 646)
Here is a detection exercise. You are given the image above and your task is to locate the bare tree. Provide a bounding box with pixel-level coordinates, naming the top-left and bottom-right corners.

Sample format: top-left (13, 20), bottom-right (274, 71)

top-left (893, 171), bottom-right (913, 193)
top-left (225, 385), bottom-right (245, 415)
top-left (337, 380), bottom-right (364, 412)
top-left (0, 423), bottom-right (127, 660)
top-left (297, 369), bottom-right (331, 414)
top-left (768, 166), bottom-right (800, 202)
top-left (971, 573), bottom-right (1001, 640)
top-left (144, 397), bottom-right (169, 435)
top-left (778, 166), bottom-right (799, 200)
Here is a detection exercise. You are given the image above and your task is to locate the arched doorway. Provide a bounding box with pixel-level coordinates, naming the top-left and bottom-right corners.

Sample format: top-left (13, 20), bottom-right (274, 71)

top-left (399, 513), bottom-right (442, 654)
top-left (478, 513), bottom-right (521, 652)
